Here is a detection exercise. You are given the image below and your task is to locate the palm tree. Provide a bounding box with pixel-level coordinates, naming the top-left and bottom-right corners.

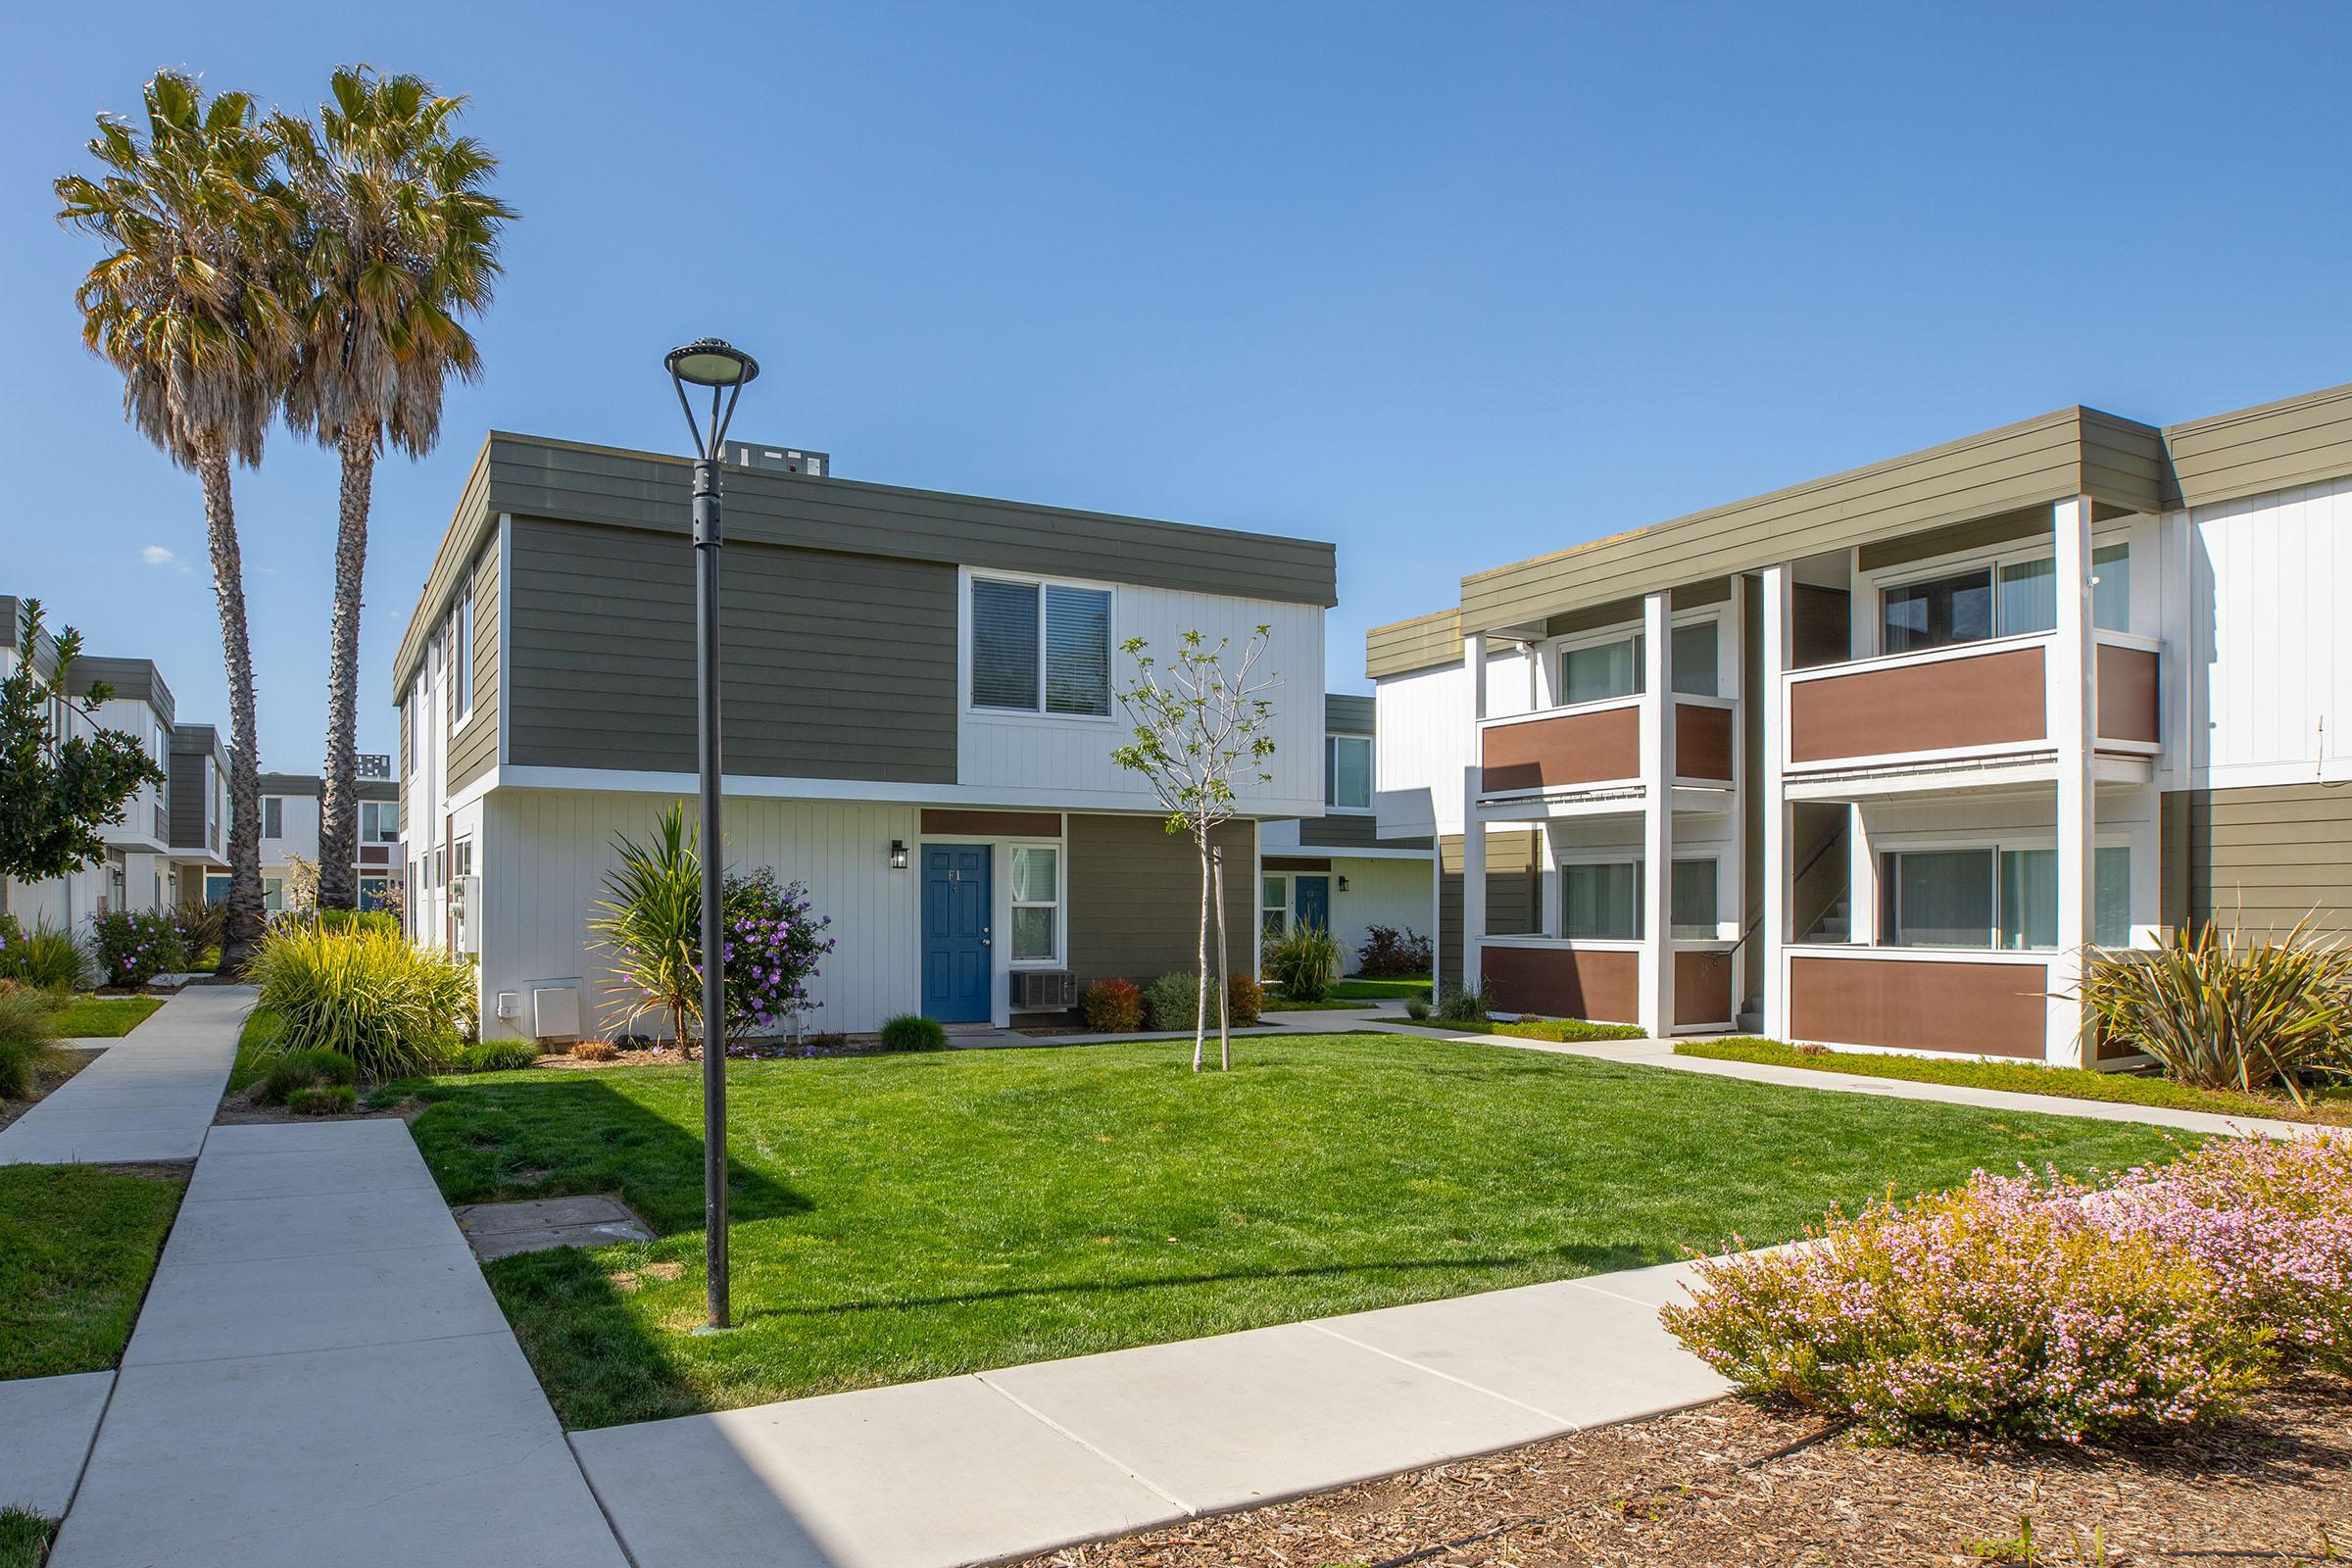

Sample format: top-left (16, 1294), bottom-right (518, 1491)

top-left (56, 72), bottom-right (293, 972)
top-left (274, 66), bottom-right (513, 908)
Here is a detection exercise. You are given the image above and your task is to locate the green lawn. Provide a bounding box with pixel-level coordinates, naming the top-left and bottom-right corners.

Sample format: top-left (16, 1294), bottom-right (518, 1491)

top-left (1393, 1015), bottom-right (1647, 1043)
top-left (52, 996), bottom-right (164, 1038)
top-left (0, 1165), bottom-right (186, 1380)
top-left (395, 1032), bottom-right (2192, 1429)
top-left (1676, 1037), bottom-right (2352, 1126)
top-left (1331, 975), bottom-right (1431, 1000)
top-left (227, 1006), bottom-right (283, 1093)
top-left (0, 1509), bottom-right (54, 1568)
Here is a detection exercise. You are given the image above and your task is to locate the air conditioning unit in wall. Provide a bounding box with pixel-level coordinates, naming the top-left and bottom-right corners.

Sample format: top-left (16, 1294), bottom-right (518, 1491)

top-left (1009, 971), bottom-right (1078, 1010)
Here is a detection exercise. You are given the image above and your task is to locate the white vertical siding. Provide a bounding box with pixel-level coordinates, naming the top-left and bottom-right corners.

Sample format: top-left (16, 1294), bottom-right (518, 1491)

top-left (1325, 855), bottom-right (1442, 968)
top-left (1374, 660), bottom-right (1472, 839)
top-left (479, 789), bottom-right (920, 1041)
top-left (956, 581), bottom-right (1324, 813)
top-left (2176, 474), bottom-right (2352, 789)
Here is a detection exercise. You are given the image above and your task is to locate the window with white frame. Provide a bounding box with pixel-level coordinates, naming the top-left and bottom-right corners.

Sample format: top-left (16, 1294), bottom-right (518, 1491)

top-left (1880, 541), bottom-right (2132, 656)
top-left (262, 796), bottom-right (283, 839)
top-left (1009, 844), bottom-right (1060, 962)
top-left (360, 800), bottom-right (400, 844)
top-left (969, 577), bottom-right (1112, 716)
top-left (1669, 620), bottom-right (1720, 698)
top-left (1558, 857), bottom-right (1719, 941)
top-left (448, 588), bottom-right (473, 726)
top-left (1555, 619), bottom-right (1720, 706)
top-left (1880, 843), bottom-right (2131, 950)
top-left (1325, 734), bottom-right (1372, 810)
top-left (1261, 874), bottom-right (1289, 937)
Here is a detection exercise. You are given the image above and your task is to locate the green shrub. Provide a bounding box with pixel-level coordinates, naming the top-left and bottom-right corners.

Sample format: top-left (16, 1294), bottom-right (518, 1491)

top-left (248, 923), bottom-right (473, 1081)
top-left (285, 1083), bottom-right (358, 1115)
top-left (0, 986), bottom-right (65, 1101)
top-left (87, 908), bottom-right (186, 988)
top-left (255, 1048), bottom-right (360, 1106)
top-left (1081, 979), bottom-right (1144, 1032)
top-left (880, 1014), bottom-right (947, 1052)
top-left (312, 908), bottom-right (402, 936)
top-left (170, 899), bottom-right (225, 961)
top-left (1403, 995), bottom-right (1431, 1020)
top-left (2079, 919), bottom-right (2352, 1103)
top-left (1434, 980), bottom-right (1493, 1025)
top-left (1355, 924), bottom-right (1433, 978)
top-left (1264, 923), bottom-right (1342, 1003)
top-left (0, 917), bottom-right (86, 993)
top-left (450, 1040), bottom-right (542, 1074)
top-left (1226, 973), bottom-right (1264, 1025)
top-left (1145, 971), bottom-right (1224, 1032)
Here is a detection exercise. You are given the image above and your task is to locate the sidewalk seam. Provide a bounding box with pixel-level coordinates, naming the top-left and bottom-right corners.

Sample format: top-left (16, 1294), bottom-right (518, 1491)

top-left (975, 1372), bottom-right (1200, 1517)
top-left (1307, 1324), bottom-right (1582, 1431)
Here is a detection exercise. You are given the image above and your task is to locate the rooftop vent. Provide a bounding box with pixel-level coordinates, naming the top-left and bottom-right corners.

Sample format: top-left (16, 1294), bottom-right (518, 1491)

top-left (722, 441), bottom-right (829, 477)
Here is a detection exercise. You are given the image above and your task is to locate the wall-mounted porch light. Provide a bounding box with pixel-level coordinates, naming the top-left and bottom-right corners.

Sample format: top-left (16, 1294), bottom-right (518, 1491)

top-left (890, 840), bottom-right (909, 870)
top-left (1338, 875), bottom-right (1350, 893)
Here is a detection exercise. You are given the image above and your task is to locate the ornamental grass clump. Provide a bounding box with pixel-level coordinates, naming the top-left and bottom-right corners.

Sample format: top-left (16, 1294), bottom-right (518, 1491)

top-left (248, 922), bottom-right (473, 1081)
top-left (1662, 1165), bottom-right (2273, 1446)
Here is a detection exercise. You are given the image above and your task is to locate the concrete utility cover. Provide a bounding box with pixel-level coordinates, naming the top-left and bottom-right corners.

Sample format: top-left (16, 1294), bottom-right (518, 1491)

top-left (451, 1195), bottom-right (654, 1260)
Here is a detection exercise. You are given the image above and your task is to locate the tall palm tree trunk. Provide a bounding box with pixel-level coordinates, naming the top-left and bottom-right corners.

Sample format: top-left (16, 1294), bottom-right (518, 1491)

top-left (200, 443), bottom-right (268, 972)
top-left (318, 429), bottom-right (374, 909)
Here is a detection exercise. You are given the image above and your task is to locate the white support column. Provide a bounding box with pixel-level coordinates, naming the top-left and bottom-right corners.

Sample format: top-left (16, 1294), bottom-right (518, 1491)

top-left (1759, 564), bottom-right (1793, 1040)
top-left (2047, 495), bottom-right (2098, 1066)
top-left (1640, 592), bottom-right (1674, 1037)
top-left (2127, 782), bottom-right (2162, 948)
top-left (1461, 633), bottom-right (1488, 997)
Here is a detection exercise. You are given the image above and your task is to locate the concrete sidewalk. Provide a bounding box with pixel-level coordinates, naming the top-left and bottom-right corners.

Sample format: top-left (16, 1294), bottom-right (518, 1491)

top-left (570, 1257), bottom-right (1729, 1568)
top-left (0, 985), bottom-right (248, 1165)
top-left (48, 1120), bottom-right (627, 1568)
top-left (1350, 1020), bottom-right (2311, 1140)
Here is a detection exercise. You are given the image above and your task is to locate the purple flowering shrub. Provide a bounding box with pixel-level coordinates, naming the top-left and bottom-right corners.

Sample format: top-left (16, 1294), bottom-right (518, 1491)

top-left (720, 868), bottom-right (836, 1042)
top-left (1661, 1137), bottom-right (2352, 1446)
top-left (87, 908), bottom-right (187, 988)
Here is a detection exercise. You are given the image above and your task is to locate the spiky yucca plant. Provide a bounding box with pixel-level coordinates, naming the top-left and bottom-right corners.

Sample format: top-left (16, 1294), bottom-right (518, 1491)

top-left (0, 983), bottom-right (67, 1100)
top-left (248, 922), bottom-right (472, 1080)
top-left (587, 804), bottom-right (706, 1056)
top-left (2078, 917), bottom-right (2352, 1103)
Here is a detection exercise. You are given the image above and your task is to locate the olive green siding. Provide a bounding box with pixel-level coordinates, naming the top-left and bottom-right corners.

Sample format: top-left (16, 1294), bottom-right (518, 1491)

top-left (1325, 693), bottom-right (1374, 734)
top-left (1436, 831), bottom-right (1542, 986)
top-left (1459, 408), bottom-right (2164, 635)
top-left (2163, 381), bottom-right (2352, 511)
top-left (505, 516), bottom-right (958, 782)
top-left (1065, 813), bottom-right (1257, 984)
top-left (448, 537), bottom-right (501, 791)
top-left (1855, 504), bottom-right (2054, 573)
top-left (64, 657), bottom-right (173, 724)
top-left (1294, 814), bottom-right (1431, 853)
top-left (1365, 608), bottom-right (1464, 679)
top-left (167, 725), bottom-right (226, 854)
top-left (395, 441), bottom-right (496, 692)
top-left (2163, 782), bottom-right (2352, 939)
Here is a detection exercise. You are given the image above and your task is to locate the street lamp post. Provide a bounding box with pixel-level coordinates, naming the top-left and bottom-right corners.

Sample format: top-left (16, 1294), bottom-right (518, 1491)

top-left (665, 336), bottom-right (760, 1332)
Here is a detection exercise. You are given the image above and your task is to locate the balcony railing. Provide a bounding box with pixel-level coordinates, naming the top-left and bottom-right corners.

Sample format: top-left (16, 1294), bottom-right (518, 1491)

top-left (1784, 946), bottom-right (2049, 1057)
top-left (1479, 936), bottom-right (1735, 1029)
top-left (1671, 696), bottom-right (1737, 784)
top-left (1478, 698), bottom-right (1641, 795)
top-left (1784, 630), bottom-right (2160, 771)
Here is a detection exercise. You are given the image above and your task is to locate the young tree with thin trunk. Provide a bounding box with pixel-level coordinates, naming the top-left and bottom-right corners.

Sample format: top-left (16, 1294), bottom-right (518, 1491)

top-left (1112, 627), bottom-right (1279, 1072)
top-left (56, 72), bottom-right (293, 972)
top-left (274, 66), bottom-right (513, 907)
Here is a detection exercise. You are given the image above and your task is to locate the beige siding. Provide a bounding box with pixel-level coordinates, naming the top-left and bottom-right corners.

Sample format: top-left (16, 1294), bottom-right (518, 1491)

top-left (1458, 409), bottom-right (2164, 635)
top-left (2170, 782), bottom-right (2352, 939)
top-left (2165, 381), bottom-right (2352, 510)
top-left (1365, 608), bottom-right (1463, 679)
top-left (1435, 831), bottom-right (1542, 986)
top-left (393, 442), bottom-right (495, 693)
top-left (448, 537), bottom-right (501, 791)
top-left (506, 517), bottom-right (957, 783)
top-left (1065, 813), bottom-right (1256, 984)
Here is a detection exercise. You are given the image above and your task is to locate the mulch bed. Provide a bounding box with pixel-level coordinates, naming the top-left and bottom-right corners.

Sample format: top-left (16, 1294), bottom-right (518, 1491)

top-left (1019, 1378), bottom-right (2352, 1567)
top-left (0, 1045), bottom-right (102, 1133)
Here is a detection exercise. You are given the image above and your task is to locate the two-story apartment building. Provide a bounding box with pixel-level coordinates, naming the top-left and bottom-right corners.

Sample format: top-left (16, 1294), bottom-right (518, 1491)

top-left (64, 657), bottom-right (179, 915)
top-left (1258, 694), bottom-right (1435, 968)
top-left (1370, 379), bottom-right (2352, 1067)
top-left (395, 432), bottom-right (1334, 1043)
top-left (252, 770), bottom-right (403, 910)
top-left (166, 722), bottom-right (231, 904)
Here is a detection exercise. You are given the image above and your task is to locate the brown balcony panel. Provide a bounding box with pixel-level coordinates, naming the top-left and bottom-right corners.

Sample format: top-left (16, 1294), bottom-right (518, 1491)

top-left (2095, 644), bottom-right (2160, 747)
top-left (1788, 955), bottom-right (2046, 1057)
top-left (1788, 646), bottom-right (2046, 765)
top-left (1674, 950), bottom-right (1734, 1026)
top-left (1482, 945), bottom-right (1639, 1024)
top-left (1481, 707), bottom-right (1640, 793)
top-left (1672, 703), bottom-right (1735, 782)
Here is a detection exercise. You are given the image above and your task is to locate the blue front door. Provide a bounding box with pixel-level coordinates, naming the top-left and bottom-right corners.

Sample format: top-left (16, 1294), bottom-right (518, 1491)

top-left (1295, 874), bottom-right (1331, 933)
top-left (921, 844), bottom-right (993, 1023)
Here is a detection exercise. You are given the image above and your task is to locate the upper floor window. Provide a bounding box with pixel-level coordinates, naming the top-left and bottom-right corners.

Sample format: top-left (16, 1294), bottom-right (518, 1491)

top-left (1557, 618), bottom-right (1721, 706)
top-left (1880, 543), bottom-right (2132, 656)
top-left (262, 796), bottom-right (283, 839)
top-left (970, 578), bottom-right (1111, 716)
top-left (448, 590), bottom-right (473, 726)
top-left (1325, 734), bottom-right (1372, 810)
top-left (360, 800), bottom-right (401, 844)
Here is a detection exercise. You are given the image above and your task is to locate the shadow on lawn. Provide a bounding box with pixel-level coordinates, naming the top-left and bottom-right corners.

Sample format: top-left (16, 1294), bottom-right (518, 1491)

top-left (402, 1070), bottom-right (808, 1230)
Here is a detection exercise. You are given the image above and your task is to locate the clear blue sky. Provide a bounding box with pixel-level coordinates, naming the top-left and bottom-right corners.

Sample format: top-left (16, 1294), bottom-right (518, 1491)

top-left (4, 2), bottom-right (2347, 772)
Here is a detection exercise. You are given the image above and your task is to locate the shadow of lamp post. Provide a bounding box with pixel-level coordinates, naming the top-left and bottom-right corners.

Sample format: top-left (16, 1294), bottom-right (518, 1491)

top-left (665, 336), bottom-right (760, 1332)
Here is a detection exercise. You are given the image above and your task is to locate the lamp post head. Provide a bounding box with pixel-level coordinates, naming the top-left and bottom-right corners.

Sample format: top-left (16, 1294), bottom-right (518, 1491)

top-left (666, 338), bottom-right (760, 388)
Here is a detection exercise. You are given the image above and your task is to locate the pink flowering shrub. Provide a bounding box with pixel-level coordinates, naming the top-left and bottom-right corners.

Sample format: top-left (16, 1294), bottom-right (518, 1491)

top-left (1666, 1136), bottom-right (2352, 1445)
top-left (719, 868), bottom-right (835, 1042)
